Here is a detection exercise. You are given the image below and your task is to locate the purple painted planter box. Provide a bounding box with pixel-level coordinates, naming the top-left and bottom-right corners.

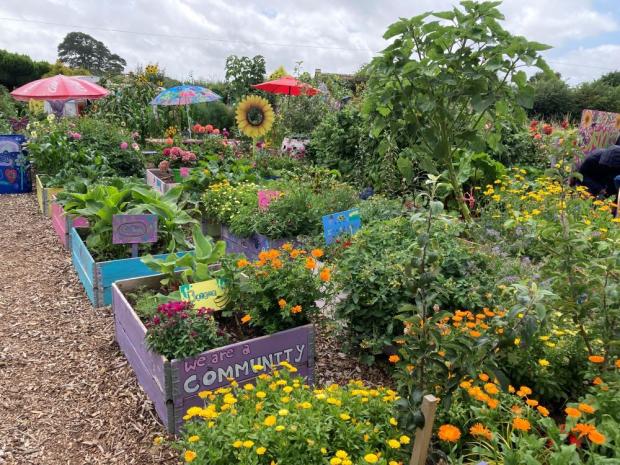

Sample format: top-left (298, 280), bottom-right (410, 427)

top-left (50, 199), bottom-right (89, 248)
top-left (112, 274), bottom-right (315, 434)
top-left (221, 225), bottom-right (294, 261)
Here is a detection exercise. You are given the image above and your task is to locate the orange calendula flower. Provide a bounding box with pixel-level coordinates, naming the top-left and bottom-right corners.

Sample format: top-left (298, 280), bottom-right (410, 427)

top-left (282, 243), bottom-right (293, 251)
top-left (537, 406), bottom-right (549, 417)
top-left (572, 423), bottom-right (596, 438)
top-left (278, 299), bottom-right (287, 309)
top-left (305, 257), bottom-right (317, 270)
top-left (478, 373), bottom-right (490, 382)
top-left (565, 407), bottom-right (581, 418)
top-left (592, 377), bottom-right (603, 385)
top-left (290, 250), bottom-right (302, 259)
top-left (258, 251), bottom-right (270, 262)
top-left (486, 398), bottom-right (499, 409)
top-left (320, 268), bottom-right (331, 282)
top-left (484, 383), bottom-right (499, 395)
top-left (237, 258), bottom-right (249, 268)
top-left (241, 314), bottom-right (251, 324)
top-left (469, 423), bottom-right (493, 441)
top-left (511, 405), bottom-right (522, 415)
top-left (311, 248), bottom-right (324, 258)
top-left (588, 355), bottom-right (605, 363)
top-left (469, 330), bottom-right (481, 338)
top-left (526, 399), bottom-right (539, 407)
top-left (438, 424), bottom-right (461, 442)
top-left (578, 403), bottom-right (595, 414)
top-left (512, 417), bottom-right (531, 432)
top-left (388, 354), bottom-right (400, 364)
top-left (184, 450), bottom-right (197, 462)
top-left (291, 305), bottom-right (302, 314)
top-left (588, 430), bottom-right (606, 445)
top-left (615, 359), bottom-right (620, 368)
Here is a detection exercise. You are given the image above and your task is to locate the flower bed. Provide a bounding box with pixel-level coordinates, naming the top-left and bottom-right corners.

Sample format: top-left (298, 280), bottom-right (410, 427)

top-left (112, 273), bottom-right (315, 433)
top-left (220, 224), bottom-right (293, 261)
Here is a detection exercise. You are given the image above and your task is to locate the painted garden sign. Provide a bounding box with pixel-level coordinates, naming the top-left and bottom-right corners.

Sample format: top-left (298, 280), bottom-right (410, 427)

top-left (579, 109), bottom-right (620, 154)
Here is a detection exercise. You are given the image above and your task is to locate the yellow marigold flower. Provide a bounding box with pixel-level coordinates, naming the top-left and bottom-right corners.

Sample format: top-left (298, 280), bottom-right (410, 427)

top-left (241, 314), bottom-right (251, 324)
top-left (188, 435), bottom-right (200, 443)
top-left (275, 425), bottom-right (285, 432)
top-left (278, 299), bottom-right (287, 309)
top-left (578, 403), bottom-right (595, 414)
top-left (297, 401), bottom-right (312, 409)
top-left (340, 413), bottom-right (351, 421)
top-left (538, 359), bottom-right (550, 367)
top-left (388, 354), bottom-right (400, 364)
top-left (508, 385), bottom-right (515, 393)
top-left (330, 458), bottom-right (342, 465)
top-left (256, 447), bottom-right (267, 455)
top-left (460, 381), bottom-right (472, 389)
top-left (399, 434), bottom-right (410, 444)
top-left (364, 453), bottom-right (379, 463)
top-left (389, 417), bottom-right (398, 426)
top-left (311, 248), bottom-right (324, 258)
top-left (588, 355), bottom-right (605, 363)
top-left (291, 305), bottom-right (302, 314)
top-left (438, 424), bottom-right (461, 442)
top-left (153, 436), bottom-right (164, 445)
top-left (184, 450), bottom-right (197, 462)
top-left (512, 417), bottom-right (531, 432)
top-left (320, 267), bottom-right (331, 282)
top-left (484, 383), bottom-right (499, 395)
top-left (514, 337), bottom-right (521, 346)
top-left (256, 391), bottom-right (267, 399)
top-left (242, 440), bottom-right (254, 448)
top-left (264, 415), bottom-right (277, 426)
top-left (326, 397), bottom-right (341, 406)
top-left (387, 439), bottom-right (401, 449)
top-left (282, 242), bottom-right (293, 251)
top-left (565, 407), bottom-right (581, 418)
top-left (335, 450), bottom-right (348, 459)
top-left (469, 423), bottom-right (493, 440)
top-left (278, 409), bottom-right (289, 416)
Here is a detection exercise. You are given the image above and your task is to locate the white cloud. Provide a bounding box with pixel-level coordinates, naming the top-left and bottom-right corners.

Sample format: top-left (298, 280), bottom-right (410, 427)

top-left (0, 0), bottom-right (617, 84)
top-left (550, 44), bottom-right (620, 84)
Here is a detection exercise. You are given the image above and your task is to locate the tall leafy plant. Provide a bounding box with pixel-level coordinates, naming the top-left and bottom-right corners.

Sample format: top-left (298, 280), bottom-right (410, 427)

top-left (364, 0), bottom-right (549, 219)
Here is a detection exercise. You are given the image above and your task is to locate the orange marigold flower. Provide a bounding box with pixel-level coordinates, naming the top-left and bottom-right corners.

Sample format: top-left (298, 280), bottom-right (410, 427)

top-left (291, 305), bottom-right (302, 314)
top-left (459, 381), bottom-right (472, 389)
top-left (469, 423), bottom-right (493, 441)
top-left (241, 314), bottom-right (251, 324)
top-left (237, 258), bottom-right (249, 268)
top-left (469, 330), bottom-right (481, 338)
top-left (278, 299), bottom-right (287, 309)
top-left (267, 249), bottom-right (280, 260)
top-left (486, 398), bottom-right (499, 409)
top-left (311, 248), bottom-right (324, 258)
top-left (565, 407), bottom-right (581, 418)
top-left (511, 405), bottom-right (522, 415)
top-left (571, 423), bottom-right (596, 438)
top-left (537, 406), bottom-right (549, 417)
top-left (526, 399), bottom-right (539, 407)
top-left (578, 403), bottom-right (595, 414)
top-left (592, 377), bottom-right (603, 385)
top-left (478, 373), bottom-right (490, 382)
top-left (437, 424), bottom-right (461, 442)
top-left (516, 386), bottom-right (532, 397)
top-left (588, 355), bottom-right (605, 364)
top-left (615, 359), bottom-right (620, 368)
top-left (282, 243), bottom-right (293, 251)
top-left (484, 383), bottom-right (499, 395)
top-left (272, 258), bottom-right (283, 269)
top-left (258, 251), bottom-right (269, 262)
top-left (320, 268), bottom-right (331, 282)
top-left (305, 257), bottom-right (317, 270)
top-left (512, 417), bottom-right (531, 432)
top-left (508, 385), bottom-right (515, 393)
top-left (388, 354), bottom-right (400, 364)
top-left (588, 430), bottom-right (606, 445)
top-left (290, 250), bottom-right (301, 258)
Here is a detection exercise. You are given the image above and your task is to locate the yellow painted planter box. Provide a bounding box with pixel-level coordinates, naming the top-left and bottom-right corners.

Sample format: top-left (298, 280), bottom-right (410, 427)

top-left (35, 174), bottom-right (63, 217)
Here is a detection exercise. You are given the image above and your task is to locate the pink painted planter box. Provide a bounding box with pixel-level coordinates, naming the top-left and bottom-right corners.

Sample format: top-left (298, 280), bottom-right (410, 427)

top-left (112, 274), bottom-right (315, 434)
top-left (50, 200), bottom-right (89, 248)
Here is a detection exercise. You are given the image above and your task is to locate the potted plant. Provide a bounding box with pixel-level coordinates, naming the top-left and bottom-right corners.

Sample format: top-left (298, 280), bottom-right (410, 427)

top-left (112, 233), bottom-right (331, 432)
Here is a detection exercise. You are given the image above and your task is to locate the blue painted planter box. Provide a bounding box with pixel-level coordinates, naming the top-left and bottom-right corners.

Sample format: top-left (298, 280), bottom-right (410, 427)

top-left (70, 227), bottom-right (189, 307)
top-left (221, 225), bottom-right (294, 261)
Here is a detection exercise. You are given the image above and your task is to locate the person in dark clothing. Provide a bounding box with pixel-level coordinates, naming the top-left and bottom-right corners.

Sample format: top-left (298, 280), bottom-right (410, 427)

top-left (577, 136), bottom-right (620, 198)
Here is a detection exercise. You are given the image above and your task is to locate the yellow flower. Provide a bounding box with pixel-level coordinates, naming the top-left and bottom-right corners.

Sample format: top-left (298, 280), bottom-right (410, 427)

top-left (339, 413), bottom-right (351, 421)
top-left (243, 440), bottom-right (255, 448)
top-left (330, 458), bottom-right (342, 465)
top-left (236, 95), bottom-right (275, 138)
top-left (514, 338), bottom-right (521, 346)
top-left (275, 425), bottom-right (285, 432)
top-left (389, 417), bottom-right (398, 426)
top-left (253, 364), bottom-right (264, 371)
top-left (188, 435), bottom-right (200, 443)
top-left (153, 436), bottom-right (164, 445)
top-left (398, 434), bottom-right (410, 445)
top-left (438, 424), bottom-right (461, 442)
top-left (256, 447), bottom-right (267, 455)
top-left (538, 359), bottom-right (550, 367)
top-left (291, 305), bottom-right (302, 314)
top-left (278, 299), bottom-right (287, 309)
top-left (478, 373), bottom-right (490, 382)
top-left (256, 391), bottom-right (267, 399)
top-left (387, 439), bottom-right (401, 449)
top-left (264, 415), bottom-right (277, 426)
top-left (278, 409), bottom-right (289, 416)
top-left (484, 383), bottom-right (499, 395)
top-left (184, 450), bottom-right (197, 462)
top-left (364, 453), bottom-right (379, 463)
top-left (335, 450), bottom-right (348, 459)
top-left (233, 440), bottom-right (243, 448)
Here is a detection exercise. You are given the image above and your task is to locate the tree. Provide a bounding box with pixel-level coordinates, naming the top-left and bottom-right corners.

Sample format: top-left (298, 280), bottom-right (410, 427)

top-left (224, 55), bottom-right (266, 104)
top-left (268, 65), bottom-right (288, 80)
top-left (597, 71), bottom-right (620, 87)
top-left (42, 60), bottom-right (91, 78)
top-left (530, 73), bottom-right (574, 120)
top-left (364, 1), bottom-right (549, 219)
top-left (0, 49), bottom-right (50, 89)
top-left (58, 32), bottom-right (126, 75)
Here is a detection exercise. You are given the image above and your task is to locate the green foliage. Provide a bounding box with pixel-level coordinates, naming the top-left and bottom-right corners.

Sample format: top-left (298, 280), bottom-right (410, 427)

top-left (364, 1), bottom-right (549, 218)
top-left (572, 80), bottom-right (620, 115)
top-left (530, 73), bottom-right (575, 120)
top-left (0, 49), bottom-right (50, 89)
top-left (41, 60), bottom-right (91, 78)
top-left (224, 55), bottom-right (266, 104)
top-left (190, 101), bottom-right (235, 130)
top-left (0, 85), bottom-right (17, 132)
top-left (57, 32), bottom-right (126, 75)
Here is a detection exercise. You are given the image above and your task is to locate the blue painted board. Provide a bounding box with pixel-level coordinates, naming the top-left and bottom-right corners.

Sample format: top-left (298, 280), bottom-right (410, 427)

top-left (322, 208), bottom-right (362, 245)
top-left (70, 227), bottom-right (96, 304)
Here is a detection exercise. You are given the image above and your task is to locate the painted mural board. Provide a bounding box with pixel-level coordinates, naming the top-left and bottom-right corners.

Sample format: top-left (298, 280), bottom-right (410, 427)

top-left (579, 109), bottom-right (620, 155)
top-left (322, 208), bottom-right (361, 245)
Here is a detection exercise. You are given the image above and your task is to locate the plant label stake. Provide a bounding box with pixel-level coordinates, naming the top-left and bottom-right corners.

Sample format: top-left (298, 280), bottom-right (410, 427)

top-left (322, 208), bottom-right (361, 245)
top-left (112, 214), bottom-right (158, 258)
top-left (409, 394), bottom-right (438, 465)
top-left (179, 278), bottom-right (226, 310)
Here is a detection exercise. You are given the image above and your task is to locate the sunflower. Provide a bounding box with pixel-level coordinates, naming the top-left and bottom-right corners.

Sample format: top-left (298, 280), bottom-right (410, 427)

top-left (235, 95), bottom-right (275, 139)
top-left (582, 110), bottom-right (593, 128)
top-left (615, 114), bottom-right (620, 130)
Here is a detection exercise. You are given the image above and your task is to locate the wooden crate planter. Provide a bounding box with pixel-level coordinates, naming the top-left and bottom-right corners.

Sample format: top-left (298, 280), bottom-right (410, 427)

top-left (201, 216), bottom-right (221, 239)
top-left (35, 174), bottom-right (63, 217)
top-left (112, 274), bottom-right (315, 434)
top-left (221, 225), bottom-right (294, 261)
top-left (50, 200), bottom-right (89, 248)
top-left (70, 227), bottom-right (190, 307)
top-left (146, 168), bottom-right (183, 195)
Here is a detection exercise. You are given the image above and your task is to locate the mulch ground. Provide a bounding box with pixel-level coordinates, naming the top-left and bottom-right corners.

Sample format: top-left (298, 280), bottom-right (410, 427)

top-left (0, 193), bottom-right (389, 464)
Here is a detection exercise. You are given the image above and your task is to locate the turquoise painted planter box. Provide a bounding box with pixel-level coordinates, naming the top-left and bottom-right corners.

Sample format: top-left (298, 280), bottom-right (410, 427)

top-left (69, 227), bottom-right (190, 307)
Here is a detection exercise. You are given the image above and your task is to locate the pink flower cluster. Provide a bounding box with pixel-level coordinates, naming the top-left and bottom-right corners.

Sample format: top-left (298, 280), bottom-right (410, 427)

top-left (149, 300), bottom-right (214, 326)
top-left (162, 146), bottom-right (197, 163)
top-left (67, 131), bottom-right (81, 140)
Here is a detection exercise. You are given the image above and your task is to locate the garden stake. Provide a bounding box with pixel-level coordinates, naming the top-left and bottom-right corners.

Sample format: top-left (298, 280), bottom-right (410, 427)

top-left (409, 394), bottom-right (438, 465)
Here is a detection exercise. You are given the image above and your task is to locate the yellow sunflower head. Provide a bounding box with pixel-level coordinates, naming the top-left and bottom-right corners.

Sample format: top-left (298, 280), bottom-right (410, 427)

top-left (582, 110), bottom-right (593, 128)
top-left (235, 95), bottom-right (275, 139)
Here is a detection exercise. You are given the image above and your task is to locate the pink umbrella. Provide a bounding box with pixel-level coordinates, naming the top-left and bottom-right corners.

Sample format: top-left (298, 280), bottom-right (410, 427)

top-left (10, 74), bottom-right (109, 101)
top-left (251, 75), bottom-right (320, 96)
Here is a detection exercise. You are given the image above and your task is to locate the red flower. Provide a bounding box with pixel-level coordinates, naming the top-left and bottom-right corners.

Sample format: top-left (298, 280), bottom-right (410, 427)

top-left (542, 124), bottom-right (553, 135)
top-left (534, 133), bottom-right (542, 140)
top-left (205, 124), bottom-right (214, 133)
top-left (561, 120), bottom-right (569, 129)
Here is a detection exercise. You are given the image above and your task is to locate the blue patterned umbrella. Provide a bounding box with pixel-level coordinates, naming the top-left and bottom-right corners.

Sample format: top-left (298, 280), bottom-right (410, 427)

top-left (150, 85), bottom-right (221, 106)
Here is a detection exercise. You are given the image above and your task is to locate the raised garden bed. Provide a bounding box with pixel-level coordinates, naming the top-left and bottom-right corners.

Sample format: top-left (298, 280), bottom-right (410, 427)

top-left (70, 227), bottom-right (189, 307)
top-left (112, 274), bottom-right (315, 434)
top-left (35, 174), bottom-right (62, 217)
top-left (50, 199), bottom-right (88, 248)
top-left (146, 168), bottom-right (190, 195)
top-left (221, 225), bottom-right (294, 261)
top-left (201, 216), bottom-right (221, 239)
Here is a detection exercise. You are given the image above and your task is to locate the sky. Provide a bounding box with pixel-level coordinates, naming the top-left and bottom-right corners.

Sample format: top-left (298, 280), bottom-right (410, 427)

top-left (0, 0), bottom-right (618, 85)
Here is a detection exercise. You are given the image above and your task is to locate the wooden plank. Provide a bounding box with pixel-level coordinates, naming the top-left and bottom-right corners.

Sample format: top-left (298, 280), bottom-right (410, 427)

top-left (69, 228), bottom-right (97, 305)
top-left (112, 283), bottom-right (168, 394)
top-left (409, 395), bottom-right (438, 465)
top-left (50, 201), bottom-right (69, 247)
top-left (35, 174), bottom-right (45, 215)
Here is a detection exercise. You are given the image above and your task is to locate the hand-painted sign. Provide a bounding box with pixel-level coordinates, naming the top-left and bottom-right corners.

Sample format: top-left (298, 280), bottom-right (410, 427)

top-left (258, 190), bottom-right (281, 211)
top-left (322, 208), bottom-right (361, 245)
top-left (112, 214), bottom-right (158, 245)
top-left (179, 278), bottom-right (225, 310)
top-left (580, 109), bottom-right (620, 155)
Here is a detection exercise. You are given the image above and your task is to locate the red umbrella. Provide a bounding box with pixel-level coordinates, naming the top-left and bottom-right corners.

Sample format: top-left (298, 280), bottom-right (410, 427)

top-left (251, 75), bottom-right (320, 96)
top-left (10, 74), bottom-right (109, 101)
